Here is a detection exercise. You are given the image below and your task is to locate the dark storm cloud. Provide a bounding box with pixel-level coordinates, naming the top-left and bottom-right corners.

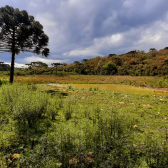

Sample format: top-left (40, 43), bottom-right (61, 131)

top-left (1, 0), bottom-right (168, 66)
top-left (118, 0), bottom-right (168, 28)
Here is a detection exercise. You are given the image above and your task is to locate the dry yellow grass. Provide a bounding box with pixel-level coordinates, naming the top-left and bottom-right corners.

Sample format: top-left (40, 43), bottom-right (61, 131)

top-left (1, 75), bottom-right (165, 89)
top-left (0, 75), bottom-right (158, 84)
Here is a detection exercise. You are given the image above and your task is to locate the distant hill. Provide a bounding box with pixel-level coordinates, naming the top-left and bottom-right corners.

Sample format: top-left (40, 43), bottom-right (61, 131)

top-left (59, 48), bottom-right (168, 76)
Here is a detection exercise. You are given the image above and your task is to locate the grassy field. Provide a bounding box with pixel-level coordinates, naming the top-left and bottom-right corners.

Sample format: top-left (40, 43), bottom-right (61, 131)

top-left (0, 76), bottom-right (168, 167)
top-left (1, 74), bottom-right (168, 88)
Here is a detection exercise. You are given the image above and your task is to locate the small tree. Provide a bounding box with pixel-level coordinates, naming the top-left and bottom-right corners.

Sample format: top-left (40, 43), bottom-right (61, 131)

top-left (108, 54), bottom-right (116, 57)
top-left (73, 61), bottom-right (81, 64)
top-left (0, 5), bottom-right (49, 83)
top-left (62, 63), bottom-right (68, 71)
top-left (51, 63), bottom-right (63, 75)
top-left (149, 48), bottom-right (156, 57)
top-left (127, 50), bottom-right (136, 57)
top-left (102, 61), bottom-right (117, 75)
top-left (82, 59), bottom-right (89, 63)
top-left (25, 63), bottom-right (32, 70)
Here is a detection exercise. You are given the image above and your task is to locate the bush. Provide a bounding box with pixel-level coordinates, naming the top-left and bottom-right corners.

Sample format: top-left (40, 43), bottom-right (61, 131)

top-left (46, 95), bottom-right (62, 120)
top-left (0, 84), bottom-right (49, 132)
top-left (0, 78), bottom-right (9, 86)
top-left (15, 71), bottom-right (27, 76)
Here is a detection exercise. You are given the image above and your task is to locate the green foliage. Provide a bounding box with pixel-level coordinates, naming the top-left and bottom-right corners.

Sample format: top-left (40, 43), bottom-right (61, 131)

top-left (141, 55), bottom-right (149, 60)
top-left (63, 96), bottom-right (76, 120)
top-left (46, 95), bottom-right (62, 120)
top-left (0, 5), bottom-right (50, 83)
top-left (0, 5), bottom-right (49, 56)
top-left (0, 78), bottom-right (9, 85)
top-left (93, 87), bottom-right (99, 91)
top-left (15, 70), bottom-right (27, 76)
top-left (0, 84), bottom-right (48, 134)
top-left (89, 87), bottom-right (92, 91)
top-left (13, 90), bottom-right (48, 129)
top-left (0, 63), bottom-right (10, 71)
top-left (57, 47), bottom-right (168, 76)
top-left (67, 85), bottom-right (73, 90)
top-left (1, 83), bottom-right (168, 167)
top-left (0, 71), bottom-right (10, 75)
top-left (102, 61), bottom-right (117, 75)
top-left (31, 61), bottom-right (48, 68)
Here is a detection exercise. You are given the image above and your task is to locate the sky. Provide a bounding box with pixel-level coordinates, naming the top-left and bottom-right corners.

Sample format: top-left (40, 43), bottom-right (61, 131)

top-left (0, 0), bottom-right (168, 67)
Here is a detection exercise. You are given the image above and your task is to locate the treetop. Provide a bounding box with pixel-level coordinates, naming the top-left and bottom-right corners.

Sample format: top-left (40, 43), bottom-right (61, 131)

top-left (0, 5), bottom-right (49, 57)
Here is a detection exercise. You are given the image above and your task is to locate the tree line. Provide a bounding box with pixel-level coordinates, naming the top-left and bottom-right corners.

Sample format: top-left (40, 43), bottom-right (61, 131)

top-left (1, 47), bottom-right (168, 77)
top-left (57, 48), bottom-right (168, 76)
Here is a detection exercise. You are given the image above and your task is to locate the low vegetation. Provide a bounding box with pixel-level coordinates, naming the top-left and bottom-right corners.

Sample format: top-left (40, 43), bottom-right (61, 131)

top-left (0, 82), bottom-right (168, 167)
top-left (1, 75), bottom-right (168, 89)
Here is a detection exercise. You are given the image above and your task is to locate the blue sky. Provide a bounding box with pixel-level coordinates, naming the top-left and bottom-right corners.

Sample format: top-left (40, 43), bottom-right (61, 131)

top-left (0, 0), bottom-right (168, 67)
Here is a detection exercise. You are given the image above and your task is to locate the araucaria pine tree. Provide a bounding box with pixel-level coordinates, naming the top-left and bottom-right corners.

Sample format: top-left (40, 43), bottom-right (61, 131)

top-left (0, 5), bottom-right (49, 83)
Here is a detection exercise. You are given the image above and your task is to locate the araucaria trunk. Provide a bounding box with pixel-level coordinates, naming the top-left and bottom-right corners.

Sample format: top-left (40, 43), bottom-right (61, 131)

top-left (10, 29), bottom-right (15, 84)
top-left (10, 52), bottom-right (15, 83)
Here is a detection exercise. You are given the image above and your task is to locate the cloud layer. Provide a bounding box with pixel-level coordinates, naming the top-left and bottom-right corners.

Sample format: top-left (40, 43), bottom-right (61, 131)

top-left (0, 0), bottom-right (168, 66)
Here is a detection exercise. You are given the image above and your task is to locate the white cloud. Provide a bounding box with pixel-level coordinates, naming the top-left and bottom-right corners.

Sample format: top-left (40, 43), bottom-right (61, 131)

top-left (4, 62), bottom-right (25, 68)
top-left (118, 20), bottom-right (168, 52)
top-left (68, 0), bottom-right (81, 5)
top-left (23, 56), bottom-right (63, 65)
top-left (29, 1), bottom-right (38, 7)
top-left (63, 17), bottom-right (168, 57)
top-left (35, 12), bottom-right (67, 50)
top-left (94, 34), bottom-right (122, 47)
top-left (36, 13), bottom-right (56, 28)
top-left (17, 56), bottom-right (70, 66)
top-left (15, 63), bottom-right (26, 68)
top-left (46, 0), bottom-right (50, 4)
top-left (64, 33), bottom-right (122, 57)
top-left (64, 48), bottom-right (102, 57)
top-left (123, 0), bottom-right (135, 8)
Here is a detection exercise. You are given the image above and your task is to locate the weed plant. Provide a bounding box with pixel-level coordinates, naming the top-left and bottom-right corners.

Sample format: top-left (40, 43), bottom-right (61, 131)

top-left (67, 85), bottom-right (73, 90)
top-left (1, 83), bottom-right (168, 167)
top-left (0, 78), bottom-right (9, 86)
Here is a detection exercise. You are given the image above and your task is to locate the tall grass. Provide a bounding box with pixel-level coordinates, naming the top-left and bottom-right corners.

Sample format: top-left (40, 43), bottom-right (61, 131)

top-left (0, 83), bottom-right (168, 167)
top-left (0, 78), bottom-right (9, 86)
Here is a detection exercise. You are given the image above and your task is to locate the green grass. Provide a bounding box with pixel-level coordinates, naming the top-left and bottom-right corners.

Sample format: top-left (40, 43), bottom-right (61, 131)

top-left (0, 83), bottom-right (168, 167)
top-left (0, 78), bottom-right (9, 86)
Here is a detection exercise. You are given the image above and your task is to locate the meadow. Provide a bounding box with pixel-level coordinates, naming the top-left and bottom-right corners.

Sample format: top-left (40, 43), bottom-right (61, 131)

top-left (1, 74), bottom-right (168, 88)
top-left (0, 76), bottom-right (168, 167)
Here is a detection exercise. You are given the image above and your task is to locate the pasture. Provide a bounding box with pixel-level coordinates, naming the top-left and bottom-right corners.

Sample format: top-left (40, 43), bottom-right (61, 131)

top-left (1, 74), bottom-right (168, 88)
top-left (0, 76), bottom-right (168, 167)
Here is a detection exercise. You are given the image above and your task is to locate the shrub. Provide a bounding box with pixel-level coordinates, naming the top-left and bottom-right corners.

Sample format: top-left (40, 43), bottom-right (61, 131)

top-left (67, 85), bottom-right (73, 90)
top-left (0, 84), bottom-right (48, 132)
top-left (0, 78), bottom-right (9, 86)
top-left (46, 95), bottom-right (61, 120)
